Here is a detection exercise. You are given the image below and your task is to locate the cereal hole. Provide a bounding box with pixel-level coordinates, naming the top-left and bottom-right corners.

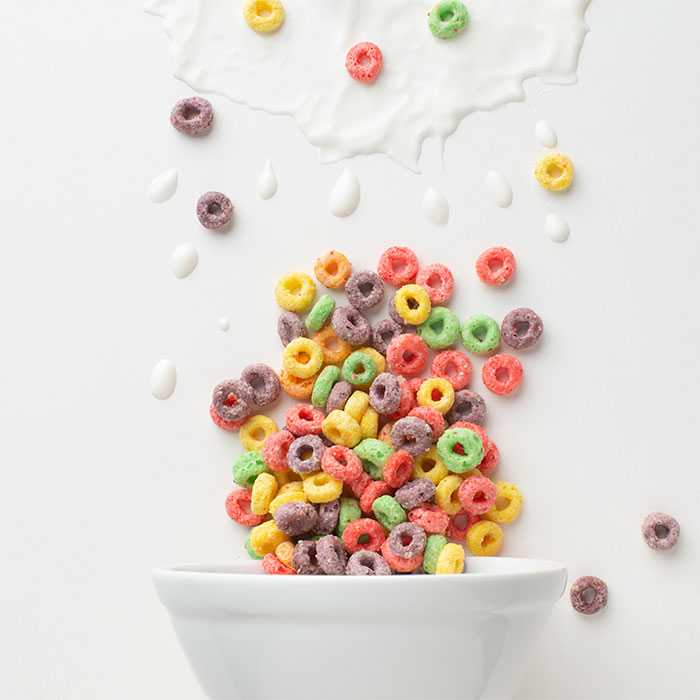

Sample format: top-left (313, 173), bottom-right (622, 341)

top-left (248, 374), bottom-right (264, 390)
top-left (654, 524), bottom-right (670, 539)
top-left (473, 323), bottom-right (488, 341)
top-left (430, 319), bottom-right (444, 333)
top-left (375, 385), bottom-right (386, 398)
top-left (482, 534), bottom-right (495, 547)
top-left (391, 258), bottom-right (407, 273)
top-left (207, 201), bottom-right (222, 215)
top-left (255, 0), bottom-right (272, 17)
top-left (359, 281), bottom-right (374, 296)
top-left (325, 336), bottom-right (340, 351)
top-left (299, 408), bottom-right (312, 420)
top-left (445, 361), bottom-right (458, 380)
top-left (286, 278), bottom-right (302, 293)
top-left (547, 163), bottom-right (563, 178)
top-left (473, 491), bottom-right (486, 503)
top-left (451, 491), bottom-right (460, 506)
top-left (358, 52), bottom-right (372, 68)
top-left (426, 272), bottom-right (441, 288)
top-left (252, 427), bottom-right (265, 442)
top-left (407, 297), bottom-right (419, 310)
top-left (355, 363), bottom-right (365, 374)
top-left (297, 351), bottom-right (310, 364)
top-left (431, 388), bottom-right (443, 401)
top-left (453, 443), bottom-right (465, 455)
top-left (299, 445), bottom-right (314, 461)
top-left (514, 321), bottom-right (530, 337)
top-left (495, 496), bottom-right (510, 510)
top-left (581, 587), bottom-right (596, 605)
top-left (224, 393), bottom-right (238, 407)
top-left (453, 513), bottom-right (468, 530)
top-left (403, 350), bottom-right (416, 363)
top-left (495, 367), bottom-right (510, 383)
top-left (487, 257), bottom-right (503, 275)
top-left (421, 458), bottom-right (435, 471)
top-left (313, 474), bottom-right (328, 486)
top-left (181, 104), bottom-right (201, 120)
top-left (358, 533), bottom-right (370, 545)
top-left (325, 260), bottom-right (338, 275)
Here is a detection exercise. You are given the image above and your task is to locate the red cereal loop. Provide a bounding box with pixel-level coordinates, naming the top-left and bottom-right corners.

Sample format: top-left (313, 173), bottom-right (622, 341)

top-left (451, 421), bottom-right (488, 453)
top-left (225, 489), bottom-right (266, 527)
top-left (342, 518), bottom-right (387, 553)
top-left (458, 476), bottom-right (498, 515)
top-left (347, 471), bottom-right (372, 498)
top-left (409, 406), bottom-right (445, 440)
top-left (377, 246), bottom-right (419, 287)
top-left (285, 403), bottom-right (324, 436)
top-left (416, 263), bottom-right (455, 304)
top-left (482, 354), bottom-right (523, 396)
top-left (447, 510), bottom-right (480, 540)
top-left (209, 404), bottom-right (247, 432)
top-left (407, 377), bottom-right (423, 396)
top-left (262, 553), bottom-right (296, 575)
top-left (345, 42), bottom-right (383, 83)
top-left (360, 480), bottom-right (392, 514)
top-left (386, 334), bottom-right (429, 377)
top-left (386, 376), bottom-right (417, 421)
top-left (478, 440), bottom-right (499, 477)
top-left (383, 450), bottom-right (414, 488)
top-left (408, 504), bottom-right (449, 534)
top-left (322, 445), bottom-right (363, 482)
top-left (431, 350), bottom-right (472, 390)
top-left (262, 429), bottom-right (295, 472)
top-left (475, 247), bottom-right (516, 287)
top-left (380, 539), bottom-right (423, 573)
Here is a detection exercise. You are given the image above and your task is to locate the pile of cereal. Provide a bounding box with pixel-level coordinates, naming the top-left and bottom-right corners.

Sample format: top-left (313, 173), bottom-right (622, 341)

top-left (216, 246), bottom-right (542, 575)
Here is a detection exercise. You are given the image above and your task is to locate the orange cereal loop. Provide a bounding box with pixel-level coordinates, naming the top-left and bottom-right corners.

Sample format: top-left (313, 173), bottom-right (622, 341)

top-left (314, 250), bottom-right (352, 289)
top-left (280, 369), bottom-right (316, 400)
top-left (312, 327), bottom-right (352, 366)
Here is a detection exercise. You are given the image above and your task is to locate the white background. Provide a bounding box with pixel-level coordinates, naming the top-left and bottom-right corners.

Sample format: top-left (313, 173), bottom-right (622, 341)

top-left (1, 1), bottom-right (698, 698)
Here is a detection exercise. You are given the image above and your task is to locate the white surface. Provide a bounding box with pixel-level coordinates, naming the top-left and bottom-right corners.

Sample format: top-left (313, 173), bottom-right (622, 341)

top-left (154, 558), bottom-right (567, 700)
top-left (1, 1), bottom-right (699, 699)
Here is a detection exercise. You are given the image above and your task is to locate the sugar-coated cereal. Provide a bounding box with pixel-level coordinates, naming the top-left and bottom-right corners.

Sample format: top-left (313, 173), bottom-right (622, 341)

top-left (416, 377), bottom-right (455, 415)
top-left (372, 495), bottom-right (407, 530)
top-left (314, 250), bottom-right (352, 289)
top-left (233, 451), bottom-right (268, 488)
top-left (212, 379), bottom-right (255, 425)
top-left (382, 450), bottom-right (414, 488)
top-left (395, 478), bottom-right (436, 510)
top-left (450, 421), bottom-right (488, 453)
top-left (345, 42), bottom-right (384, 83)
top-left (287, 434), bottom-right (326, 474)
top-left (377, 247), bottom-right (419, 287)
top-left (268, 488), bottom-right (306, 516)
top-left (316, 534), bottom-right (348, 574)
top-left (305, 294), bottom-right (336, 333)
top-left (641, 512), bottom-right (680, 551)
top-left (273, 501), bottom-right (318, 537)
top-left (390, 416), bottom-right (433, 456)
top-left (251, 472), bottom-right (278, 515)
top-left (446, 509), bottom-right (480, 541)
top-left (372, 318), bottom-right (406, 355)
top-left (446, 389), bottom-right (487, 425)
top-left (170, 97), bottom-right (213, 136)
top-left (345, 271), bottom-right (385, 311)
top-left (292, 540), bottom-right (323, 575)
top-left (349, 471), bottom-right (373, 498)
top-left (278, 311), bottom-right (306, 346)
top-left (466, 520), bottom-right (503, 556)
top-left (262, 553), bottom-right (296, 575)
top-left (435, 543), bottom-right (465, 574)
top-left (357, 346), bottom-right (386, 377)
top-left (322, 410), bottom-right (362, 447)
top-left (342, 350), bottom-right (378, 387)
top-left (342, 518), bottom-right (387, 553)
top-left (478, 440), bottom-right (500, 477)
top-left (428, 1), bottom-right (469, 39)
top-left (423, 534), bottom-right (448, 574)
top-left (249, 519), bottom-right (289, 557)
top-left (386, 522), bottom-right (426, 560)
top-left (457, 476), bottom-right (497, 516)
top-left (501, 308), bottom-right (544, 351)
top-left (322, 445), bottom-right (363, 482)
top-left (311, 365), bottom-right (341, 409)
top-left (386, 376), bottom-right (418, 421)
top-left (431, 350), bottom-right (472, 390)
top-left (331, 306), bottom-right (372, 346)
top-left (285, 404), bottom-right (324, 437)
top-left (225, 488), bottom-right (266, 527)
top-left (393, 284), bottom-right (432, 325)
top-left (209, 404), bottom-right (247, 432)
top-left (461, 314), bottom-right (501, 355)
top-left (437, 427), bottom-right (484, 473)
top-left (381, 539), bottom-right (423, 573)
top-left (359, 480), bottom-right (392, 514)
top-left (240, 415), bottom-right (278, 452)
top-left (354, 438), bottom-right (393, 480)
top-left (344, 391), bottom-right (370, 422)
top-left (412, 447), bottom-right (449, 485)
top-left (273, 470), bottom-right (302, 489)
top-left (279, 369), bottom-right (316, 400)
top-left (241, 363), bottom-right (281, 407)
top-left (316, 499), bottom-right (341, 535)
top-left (275, 272), bottom-right (316, 312)
top-left (408, 406), bottom-right (445, 440)
top-left (416, 263), bottom-right (454, 305)
top-left (418, 307), bottom-right (460, 349)
top-left (303, 471), bottom-right (344, 504)
top-left (408, 504), bottom-right (449, 534)
top-left (570, 576), bottom-right (608, 615)
top-left (325, 382), bottom-right (354, 415)
top-left (435, 474), bottom-right (464, 515)
top-left (482, 354), bottom-right (523, 396)
top-left (282, 337), bottom-right (324, 379)
top-left (535, 153), bottom-right (574, 192)
top-left (475, 247), bottom-right (516, 287)
top-left (243, 0), bottom-right (285, 33)
top-left (360, 407), bottom-right (379, 438)
top-left (312, 326), bottom-right (353, 366)
top-left (245, 536), bottom-right (263, 560)
top-left (482, 481), bottom-right (522, 524)
top-left (196, 191), bottom-right (233, 230)
top-left (378, 421), bottom-right (394, 445)
top-left (369, 372), bottom-right (402, 415)
top-left (275, 540), bottom-right (295, 568)
top-left (386, 333), bottom-right (429, 377)
top-left (337, 497), bottom-right (362, 536)
top-left (346, 550), bottom-right (392, 575)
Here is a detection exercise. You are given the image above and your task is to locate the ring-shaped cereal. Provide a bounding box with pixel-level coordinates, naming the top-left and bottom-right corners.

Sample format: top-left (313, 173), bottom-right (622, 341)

top-left (240, 363), bottom-right (281, 408)
top-left (170, 96), bottom-right (214, 136)
top-left (386, 377), bottom-right (417, 421)
top-left (359, 480), bottom-right (392, 513)
top-left (314, 250), bottom-right (352, 289)
top-left (321, 445), bottom-right (363, 482)
top-left (344, 390), bottom-right (370, 423)
top-left (303, 471), bottom-right (344, 504)
top-left (457, 476), bottom-right (497, 516)
top-left (285, 403), bottom-right (324, 436)
top-left (534, 153), bottom-right (575, 192)
top-left (275, 272), bottom-right (316, 312)
top-left (393, 284), bottom-right (432, 325)
top-left (225, 488), bottom-right (266, 527)
top-left (431, 350), bottom-right (472, 390)
top-left (450, 421), bottom-right (489, 453)
top-left (416, 377), bottom-right (455, 415)
top-left (418, 306), bottom-right (460, 350)
top-left (331, 306), bottom-right (372, 347)
top-left (408, 406), bottom-right (445, 439)
top-left (641, 512), bottom-right (680, 550)
top-left (501, 307), bottom-right (544, 351)
top-left (262, 553), bottom-right (296, 575)
top-left (278, 311), bottom-right (306, 346)
top-left (412, 446), bottom-right (449, 485)
top-left (196, 191), bottom-right (233, 230)
top-left (240, 415), bottom-right (278, 452)
top-left (311, 365), bottom-right (340, 409)
top-left (342, 518), bottom-right (387, 554)
top-left (383, 450), bottom-right (414, 488)
top-left (428, 1), bottom-right (469, 39)
top-left (249, 519), bottom-right (289, 557)
top-left (390, 416), bottom-right (434, 457)
top-left (282, 337), bottom-right (324, 379)
top-left (484, 481), bottom-right (522, 524)
top-left (475, 247), bottom-right (516, 287)
top-left (461, 314), bottom-right (501, 355)
top-left (360, 407), bottom-right (379, 438)
top-left (209, 404), bottom-right (247, 432)
top-left (423, 534), bottom-right (449, 574)
top-left (305, 294), bottom-right (336, 333)
top-left (354, 438), bottom-right (393, 480)
top-left (482, 354), bottom-right (524, 396)
top-left (435, 474), bottom-right (464, 515)
top-left (380, 539), bottom-right (423, 573)
top-left (268, 489), bottom-right (307, 516)
top-left (437, 427), bottom-right (484, 474)
top-left (275, 540), bottom-right (295, 568)
top-left (345, 271), bottom-right (385, 311)
top-left (357, 346), bottom-right (386, 376)
top-left (342, 350), bottom-right (378, 387)
top-left (372, 495), bottom-right (407, 531)
top-left (243, 0), bottom-right (285, 33)
top-left (279, 369), bottom-right (316, 400)
top-left (435, 542), bottom-right (465, 575)
top-left (348, 470), bottom-right (372, 498)
top-left (312, 326), bottom-right (352, 366)
top-left (372, 318), bottom-right (406, 355)
top-left (377, 246), bottom-right (419, 286)
top-left (408, 504), bottom-right (449, 535)
top-left (570, 576), bottom-right (608, 615)
top-left (416, 263), bottom-right (455, 304)
top-left (386, 333), bottom-right (429, 377)
top-left (446, 389), bottom-right (487, 425)
top-left (322, 409), bottom-right (362, 447)
top-left (250, 472), bottom-right (279, 515)
top-left (466, 520), bottom-right (503, 556)
top-left (345, 42), bottom-right (383, 83)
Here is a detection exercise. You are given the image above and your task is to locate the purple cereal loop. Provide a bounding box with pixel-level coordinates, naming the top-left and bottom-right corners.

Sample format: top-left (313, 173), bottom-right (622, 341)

top-left (447, 389), bottom-right (487, 426)
top-left (331, 306), bottom-right (372, 346)
top-left (240, 363), bottom-right (281, 407)
top-left (570, 576), bottom-right (608, 615)
top-left (388, 522), bottom-right (427, 560)
top-left (346, 550), bottom-right (392, 576)
top-left (196, 191), bottom-right (233, 230)
top-left (211, 379), bottom-right (255, 422)
top-left (373, 318), bottom-right (406, 355)
top-left (287, 434), bottom-right (326, 474)
top-left (501, 308), bottom-right (544, 351)
top-left (292, 540), bottom-right (324, 575)
top-left (316, 535), bottom-right (348, 575)
top-left (395, 479), bottom-right (436, 510)
top-left (170, 96), bottom-right (214, 136)
top-left (641, 512), bottom-right (680, 550)
top-left (345, 271), bottom-right (385, 311)
top-left (369, 373), bottom-right (402, 415)
top-left (325, 381), bottom-right (353, 413)
top-left (388, 292), bottom-right (404, 326)
top-left (273, 502), bottom-right (319, 537)
top-left (316, 499), bottom-right (340, 535)
top-left (278, 311), bottom-right (306, 346)
top-left (390, 417), bottom-right (433, 456)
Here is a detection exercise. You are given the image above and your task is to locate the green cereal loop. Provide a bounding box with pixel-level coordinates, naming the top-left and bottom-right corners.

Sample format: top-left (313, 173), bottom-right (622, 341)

top-left (437, 428), bottom-right (484, 473)
top-left (428, 0), bottom-right (469, 39)
top-left (354, 438), bottom-right (394, 480)
top-left (372, 495), bottom-right (407, 530)
top-left (418, 306), bottom-right (460, 349)
top-left (306, 294), bottom-right (336, 333)
top-left (337, 497), bottom-right (362, 536)
top-left (461, 314), bottom-right (501, 355)
top-left (245, 536), bottom-right (263, 560)
top-left (341, 350), bottom-right (378, 387)
top-left (311, 365), bottom-right (341, 408)
top-left (423, 534), bottom-right (448, 574)
top-left (232, 451), bottom-right (268, 487)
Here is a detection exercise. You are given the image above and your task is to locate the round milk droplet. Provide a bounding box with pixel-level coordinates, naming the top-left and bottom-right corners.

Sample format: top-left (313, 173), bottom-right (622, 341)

top-left (535, 121), bottom-right (558, 148)
top-left (151, 359), bottom-right (177, 400)
top-left (329, 169), bottom-right (360, 217)
top-left (485, 171), bottom-right (513, 208)
top-left (219, 316), bottom-right (230, 332)
top-left (171, 243), bottom-right (198, 279)
top-left (149, 168), bottom-right (178, 203)
top-left (545, 213), bottom-right (570, 243)
top-left (422, 188), bottom-right (449, 226)
top-left (257, 160), bottom-right (278, 200)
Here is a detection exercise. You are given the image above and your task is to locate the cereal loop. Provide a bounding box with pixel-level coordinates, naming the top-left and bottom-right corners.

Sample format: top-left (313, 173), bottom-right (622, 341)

top-left (360, 407), bottom-right (379, 438)
top-left (377, 247), bottom-right (419, 287)
top-left (346, 550), bottom-right (392, 576)
top-left (345, 42), bottom-right (384, 83)
top-left (435, 474), bottom-right (464, 516)
top-left (447, 509), bottom-right (480, 541)
top-left (170, 96), bottom-right (213, 136)
top-left (311, 365), bottom-right (341, 409)
top-left (641, 512), bottom-right (680, 551)
top-left (482, 354), bottom-right (523, 396)
top-left (275, 272), bottom-right (316, 312)
top-left (359, 480), bottom-right (392, 514)
top-left (243, 0), bottom-right (285, 33)
top-left (225, 488), bottom-right (266, 527)
top-left (385, 376), bottom-right (417, 421)
top-left (428, 1), bottom-right (469, 39)
top-left (372, 495), bottom-right (407, 531)
top-left (535, 153), bottom-right (575, 192)
top-left (322, 445), bottom-right (363, 482)
top-left (416, 377), bottom-right (455, 415)
top-left (475, 247), bottom-right (516, 287)
top-left (240, 415), bottom-right (278, 452)
top-left (251, 472), bottom-right (279, 515)
top-left (322, 410), bottom-right (362, 447)
top-left (435, 543), bottom-right (465, 574)
top-left (416, 263), bottom-right (454, 304)
top-left (331, 306), bottom-right (372, 347)
top-left (408, 504), bottom-right (449, 535)
top-left (342, 518), bottom-right (387, 554)
top-left (393, 284), bottom-right (432, 325)
top-left (484, 481), bottom-right (522, 524)
top-left (282, 337), bottom-right (324, 379)
top-left (431, 350), bottom-right (472, 390)
top-left (501, 308), bottom-right (544, 351)
top-left (345, 271), bottom-right (385, 311)
top-left (344, 390), bottom-right (370, 422)
top-left (570, 576), bottom-right (608, 615)
top-left (285, 403), bottom-right (324, 436)
top-left (408, 406), bottom-right (445, 440)
top-left (418, 307), bottom-right (461, 349)
top-left (312, 327), bottom-right (352, 366)
top-left (275, 540), bottom-right (295, 568)
top-left (380, 539), bottom-right (423, 573)
top-left (342, 351), bottom-right (378, 387)
top-left (412, 447), bottom-right (449, 485)
top-left (279, 369), bottom-right (316, 400)
top-left (305, 294), bottom-right (336, 333)
top-left (386, 334), bottom-right (429, 377)
top-left (262, 553), bottom-right (295, 575)
top-left (423, 534), bottom-right (448, 574)
top-left (446, 389), bottom-right (487, 425)
top-left (383, 450), bottom-right (414, 488)
top-left (466, 520), bottom-right (503, 556)
top-left (268, 489), bottom-right (306, 516)
top-left (249, 520), bottom-right (289, 557)
top-left (197, 192), bottom-right (233, 230)
top-left (303, 471), bottom-right (344, 504)
top-left (437, 427), bottom-right (484, 474)
top-left (457, 476), bottom-right (497, 516)
top-left (314, 250), bottom-right (352, 289)
top-left (461, 314), bottom-right (501, 355)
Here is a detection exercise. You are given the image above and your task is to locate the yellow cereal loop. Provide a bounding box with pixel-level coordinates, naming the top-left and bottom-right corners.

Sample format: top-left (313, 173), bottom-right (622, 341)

top-left (467, 520), bottom-right (504, 556)
top-left (275, 272), bottom-right (316, 312)
top-left (282, 337), bottom-right (323, 379)
top-left (345, 390), bottom-right (370, 422)
top-left (394, 284), bottom-right (432, 325)
top-left (413, 446), bottom-right (448, 485)
top-left (322, 410), bottom-right (362, 448)
top-left (417, 377), bottom-right (455, 415)
top-left (240, 415), bottom-right (278, 452)
top-left (250, 472), bottom-right (278, 515)
top-left (435, 543), bottom-right (465, 575)
top-left (303, 471), bottom-right (344, 504)
top-left (360, 407), bottom-right (379, 439)
top-left (249, 519), bottom-right (289, 557)
top-left (275, 540), bottom-right (295, 568)
top-left (243, 0), bottom-right (285, 33)
top-left (435, 474), bottom-right (464, 515)
top-left (534, 153), bottom-right (574, 192)
top-left (269, 488), bottom-right (307, 515)
top-left (273, 469), bottom-right (302, 489)
top-left (278, 480), bottom-right (304, 495)
top-left (485, 481), bottom-right (523, 524)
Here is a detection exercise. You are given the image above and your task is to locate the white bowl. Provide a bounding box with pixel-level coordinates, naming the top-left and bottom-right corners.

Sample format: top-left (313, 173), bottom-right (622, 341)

top-left (154, 557), bottom-right (566, 700)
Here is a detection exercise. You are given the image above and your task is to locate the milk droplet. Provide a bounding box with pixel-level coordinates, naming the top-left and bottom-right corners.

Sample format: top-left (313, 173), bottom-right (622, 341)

top-left (545, 213), bottom-right (570, 242)
top-left (257, 160), bottom-right (278, 200)
top-left (485, 170), bottom-right (513, 208)
top-left (535, 121), bottom-right (558, 148)
top-left (171, 243), bottom-right (198, 279)
top-left (329, 169), bottom-right (360, 217)
top-left (422, 188), bottom-right (449, 226)
top-left (219, 316), bottom-right (230, 332)
top-left (148, 168), bottom-right (178, 203)
top-left (151, 359), bottom-right (177, 400)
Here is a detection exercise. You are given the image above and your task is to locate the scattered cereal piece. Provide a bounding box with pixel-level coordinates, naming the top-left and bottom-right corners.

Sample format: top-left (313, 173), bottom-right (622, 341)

top-left (435, 474), bottom-right (464, 515)
top-left (225, 488), bottom-right (266, 527)
top-left (325, 380), bottom-right (354, 413)
top-left (431, 350), bottom-right (472, 390)
top-left (233, 452), bottom-right (268, 488)
top-left (423, 534), bottom-right (449, 574)
top-left (416, 263), bottom-right (454, 305)
top-left (342, 350), bottom-right (378, 387)
top-left (372, 495), bottom-right (407, 531)
top-left (569, 576), bottom-right (608, 615)
top-left (482, 354), bottom-right (523, 396)
top-left (457, 476), bottom-right (497, 516)
top-left (535, 153), bottom-right (574, 192)
top-left (485, 482), bottom-right (522, 524)
top-left (311, 365), bottom-right (341, 409)
top-left (305, 294), bottom-right (336, 333)
top-left (342, 518), bottom-right (387, 553)
top-left (641, 512), bottom-right (680, 551)
top-left (262, 553), bottom-right (296, 575)
top-left (345, 42), bottom-right (384, 83)
top-left (211, 379), bottom-right (255, 426)
top-left (170, 96), bottom-right (213, 136)
top-left (381, 539), bottom-right (423, 573)
top-left (251, 472), bottom-right (278, 515)
top-left (446, 389), bottom-right (487, 425)
top-left (369, 372), bottom-right (402, 415)
top-left (322, 409), bottom-right (362, 447)
top-left (428, 1), bottom-right (469, 39)
top-left (275, 272), bottom-right (317, 313)
top-left (344, 390), bottom-right (370, 423)
top-left (395, 478), bottom-right (437, 511)
top-left (372, 318), bottom-right (407, 355)
top-left (408, 406), bottom-right (445, 440)
top-left (461, 314), bottom-right (501, 355)
top-left (282, 337), bottom-right (324, 379)
top-left (249, 519), bottom-right (289, 557)
top-left (345, 271), bottom-right (385, 311)
top-left (337, 497), bottom-right (362, 536)
top-left (322, 445), bottom-right (363, 482)
top-left (382, 450), bottom-right (414, 488)
top-left (314, 250), bottom-right (352, 289)
top-left (359, 480), bottom-right (392, 514)
top-left (377, 247), bottom-right (419, 287)
top-left (416, 377), bottom-right (455, 415)
top-left (274, 501), bottom-right (318, 537)
top-left (466, 520), bottom-right (503, 556)
top-left (279, 369), bottom-right (316, 400)
top-left (331, 306), bottom-right (372, 346)
top-left (409, 504), bottom-right (449, 535)
top-left (240, 414), bottom-right (278, 451)
top-left (437, 427), bottom-right (484, 473)
top-left (391, 416), bottom-right (434, 456)
top-left (475, 247), bottom-right (516, 287)
top-left (196, 191), bottom-right (233, 230)
top-left (501, 308), bottom-right (544, 351)
top-left (243, 0), bottom-right (285, 33)
top-left (393, 284), bottom-right (432, 325)
top-left (287, 434), bottom-right (326, 474)
top-left (312, 326), bottom-right (353, 366)
top-left (346, 550), bottom-right (392, 575)
top-left (386, 333), bottom-right (429, 377)
top-left (418, 306), bottom-right (461, 349)
top-left (447, 509), bottom-right (479, 541)
top-left (412, 447), bottom-right (448, 485)
top-left (240, 363), bottom-right (280, 407)
top-left (316, 534), bottom-right (348, 574)
top-left (277, 311), bottom-right (306, 346)
top-left (285, 403), bottom-right (324, 436)
top-left (435, 542), bottom-right (465, 574)
top-left (292, 540), bottom-right (323, 575)
top-left (303, 471), bottom-right (343, 504)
